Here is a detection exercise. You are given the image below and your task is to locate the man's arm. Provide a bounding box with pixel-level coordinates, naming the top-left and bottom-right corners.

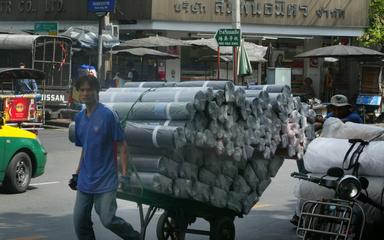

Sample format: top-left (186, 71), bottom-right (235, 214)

top-left (76, 149), bottom-right (84, 174)
top-left (117, 140), bottom-right (128, 176)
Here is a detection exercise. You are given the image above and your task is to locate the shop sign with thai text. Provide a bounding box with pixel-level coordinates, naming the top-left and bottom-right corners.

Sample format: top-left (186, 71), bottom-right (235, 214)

top-left (215, 29), bottom-right (241, 47)
top-left (151, 0), bottom-right (369, 27)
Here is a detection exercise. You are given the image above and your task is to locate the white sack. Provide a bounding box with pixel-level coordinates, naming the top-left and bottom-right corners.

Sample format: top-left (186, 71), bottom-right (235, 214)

top-left (321, 117), bottom-right (384, 141)
top-left (304, 137), bottom-right (384, 177)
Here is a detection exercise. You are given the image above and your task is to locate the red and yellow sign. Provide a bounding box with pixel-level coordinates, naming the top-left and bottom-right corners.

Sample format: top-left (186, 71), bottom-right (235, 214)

top-left (4, 97), bottom-right (33, 122)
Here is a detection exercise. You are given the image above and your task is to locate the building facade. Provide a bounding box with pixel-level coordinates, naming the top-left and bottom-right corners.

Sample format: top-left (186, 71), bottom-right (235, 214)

top-left (0, 0), bottom-right (373, 100)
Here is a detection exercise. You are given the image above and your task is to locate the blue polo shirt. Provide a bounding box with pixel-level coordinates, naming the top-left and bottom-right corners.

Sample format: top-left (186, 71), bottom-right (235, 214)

top-left (75, 103), bottom-right (124, 193)
top-left (326, 111), bottom-right (363, 124)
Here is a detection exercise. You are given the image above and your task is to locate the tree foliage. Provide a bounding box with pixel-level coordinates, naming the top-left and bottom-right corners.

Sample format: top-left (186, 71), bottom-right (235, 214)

top-left (359, 0), bottom-right (384, 48)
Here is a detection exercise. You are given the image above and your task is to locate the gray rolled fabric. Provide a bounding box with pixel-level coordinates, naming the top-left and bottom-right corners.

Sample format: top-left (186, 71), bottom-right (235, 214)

top-left (231, 176), bottom-right (251, 194)
top-left (99, 90), bottom-right (148, 103)
top-left (124, 123), bottom-right (186, 149)
top-left (130, 154), bottom-right (179, 179)
top-left (192, 181), bottom-right (210, 203)
top-left (227, 191), bottom-right (246, 213)
top-left (215, 175), bottom-right (233, 192)
top-left (173, 178), bottom-right (194, 199)
top-left (176, 81), bottom-right (235, 102)
top-left (222, 160), bottom-right (238, 179)
top-left (139, 87), bottom-right (208, 112)
top-left (124, 81), bottom-right (168, 88)
top-left (257, 178), bottom-right (272, 196)
top-left (179, 161), bottom-right (198, 181)
top-left (198, 168), bottom-right (217, 186)
top-left (210, 187), bottom-right (228, 208)
top-left (243, 164), bottom-right (259, 191)
top-left (184, 146), bottom-right (204, 166)
top-left (127, 120), bottom-right (187, 128)
top-left (242, 192), bottom-right (259, 214)
top-left (246, 84), bottom-right (291, 95)
top-left (104, 102), bottom-right (196, 121)
top-left (204, 151), bottom-right (222, 175)
top-left (105, 87), bottom-right (151, 93)
top-left (129, 173), bottom-right (173, 195)
top-left (268, 156), bottom-right (285, 177)
top-left (251, 158), bottom-right (272, 181)
top-left (176, 80), bottom-right (234, 90)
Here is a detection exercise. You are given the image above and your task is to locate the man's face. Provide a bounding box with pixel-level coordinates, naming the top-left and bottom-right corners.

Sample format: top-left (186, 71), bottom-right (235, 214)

top-left (79, 82), bottom-right (98, 105)
top-left (333, 106), bottom-right (349, 118)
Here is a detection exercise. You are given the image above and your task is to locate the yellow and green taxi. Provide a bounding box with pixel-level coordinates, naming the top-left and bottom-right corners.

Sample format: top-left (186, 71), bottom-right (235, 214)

top-left (0, 68), bottom-right (47, 193)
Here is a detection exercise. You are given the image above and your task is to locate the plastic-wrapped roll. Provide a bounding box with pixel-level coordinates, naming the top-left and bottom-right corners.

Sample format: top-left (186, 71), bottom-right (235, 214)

top-left (192, 181), bottom-right (210, 203)
top-left (268, 156), bottom-right (284, 177)
top-left (215, 175), bottom-right (233, 192)
top-left (179, 161), bottom-right (198, 181)
top-left (210, 187), bottom-right (227, 208)
top-left (231, 176), bottom-right (251, 194)
top-left (105, 87), bottom-right (150, 93)
top-left (246, 84), bottom-right (291, 95)
top-left (140, 88), bottom-right (208, 112)
top-left (124, 81), bottom-right (168, 88)
top-left (242, 192), bottom-right (259, 214)
top-left (124, 123), bottom-right (186, 149)
top-left (257, 178), bottom-right (272, 196)
top-left (99, 90), bottom-right (148, 103)
top-left (227, 191), bottom-right (246, 213)
top-left (104, 102), bottom-right (196, 121)
top-left (130, 155), bottom-right (179, 179)
top-left (127, 120), bottom-right (187, 128)
top-left (173, 178), bottom-right (193, 199)
top-left (198, 168), bottom-right (216, 186)
top-left (222, 160), bottom-right (238, 179)
top-left (129, 173), bottom-right (173, 195)
top-left (176, 81), bottom-right (235, 102)
top-left (243, 164), bottom-right (259, 191)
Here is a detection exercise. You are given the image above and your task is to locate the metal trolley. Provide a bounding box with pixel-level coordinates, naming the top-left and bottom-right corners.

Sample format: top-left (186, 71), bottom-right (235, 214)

top-left (297, 199), bottom-right (364, 240)
top-left (117, 187), bottom-right (242, 240)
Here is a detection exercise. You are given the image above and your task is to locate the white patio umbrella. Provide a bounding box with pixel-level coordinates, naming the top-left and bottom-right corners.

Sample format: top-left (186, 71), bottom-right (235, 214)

top-left (185, 38), bottom-right (267, 62)
top-left (117, 35), bottom-right (189, 48)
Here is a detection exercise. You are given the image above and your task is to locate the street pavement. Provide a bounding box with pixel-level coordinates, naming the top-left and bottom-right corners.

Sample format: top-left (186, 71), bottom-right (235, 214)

top-left (0, 128), bottom-right (299, 240)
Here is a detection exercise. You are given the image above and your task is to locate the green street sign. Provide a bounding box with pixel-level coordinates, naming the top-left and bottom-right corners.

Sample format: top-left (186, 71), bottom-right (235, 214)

top-left (215, 29), bottom-right (241, 47)
top-left (34, 22), bottom-right (58, 36)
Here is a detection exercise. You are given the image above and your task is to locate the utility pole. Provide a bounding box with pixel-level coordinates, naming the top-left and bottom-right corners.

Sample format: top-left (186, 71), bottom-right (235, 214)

top-left (232, 0), bottom-right (240, 84)
top-left (97, 14), bottom-right (104, 84)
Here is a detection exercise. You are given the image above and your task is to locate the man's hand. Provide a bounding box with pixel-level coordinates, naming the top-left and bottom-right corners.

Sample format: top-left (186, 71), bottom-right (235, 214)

top-left (119, 175), bottom-right (131, 191)
top-left (68, 174), bottom-right (78, 190)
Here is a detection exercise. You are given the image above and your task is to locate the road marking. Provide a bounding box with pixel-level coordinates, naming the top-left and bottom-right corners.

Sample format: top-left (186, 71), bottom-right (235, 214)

top-left (252, 203), bottom-right (272, 209)
top-left (29, 181), bottom-right (60, 186)
top-left (8, 236), bottom-right (47, 240)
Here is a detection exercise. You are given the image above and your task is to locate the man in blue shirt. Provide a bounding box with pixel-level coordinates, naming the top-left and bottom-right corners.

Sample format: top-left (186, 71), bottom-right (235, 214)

top-left (325, 94), bottom-right (362, 123)
top-left (314, 94), bottom-right (362, 131)
top-left (73, 75), bottom-right (139, 240)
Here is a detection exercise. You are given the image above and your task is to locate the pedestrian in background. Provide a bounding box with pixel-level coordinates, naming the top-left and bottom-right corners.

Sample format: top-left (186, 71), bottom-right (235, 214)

top-left (71, 75), bottom-right (139, 240)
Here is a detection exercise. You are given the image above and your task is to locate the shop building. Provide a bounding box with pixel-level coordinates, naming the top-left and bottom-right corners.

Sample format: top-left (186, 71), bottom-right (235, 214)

top-left (0, 0), bottom-right (375, 100)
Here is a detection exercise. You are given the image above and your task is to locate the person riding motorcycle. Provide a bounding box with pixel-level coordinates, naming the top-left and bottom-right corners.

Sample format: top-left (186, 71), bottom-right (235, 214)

top-left (314, 94), bottom-right (362, 131)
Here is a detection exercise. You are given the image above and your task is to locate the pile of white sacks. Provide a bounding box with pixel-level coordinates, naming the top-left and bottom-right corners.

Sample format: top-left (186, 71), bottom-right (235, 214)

top-left (70, 81), bottom-right (316, 215)
top-left (298, 117), bottom-right (384, 223)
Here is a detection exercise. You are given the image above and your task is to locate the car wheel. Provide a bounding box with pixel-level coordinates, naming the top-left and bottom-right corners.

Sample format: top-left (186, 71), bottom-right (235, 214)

top-left (3, 152), bottom-right (32, 193)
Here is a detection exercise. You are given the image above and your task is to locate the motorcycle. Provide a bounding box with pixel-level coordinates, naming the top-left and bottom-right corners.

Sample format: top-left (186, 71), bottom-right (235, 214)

top-left (291, 167), bottom-right (384, 240)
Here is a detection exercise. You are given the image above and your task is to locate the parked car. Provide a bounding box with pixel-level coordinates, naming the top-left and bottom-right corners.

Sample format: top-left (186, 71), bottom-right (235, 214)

top-left (0, 99), bottom-right (47, 194)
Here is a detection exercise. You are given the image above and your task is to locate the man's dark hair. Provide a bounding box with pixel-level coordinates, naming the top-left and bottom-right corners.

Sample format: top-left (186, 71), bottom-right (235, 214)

top-left (75, 75), bottom-right (100, 92)
top-left (19, 62), bottom-right (26, 67)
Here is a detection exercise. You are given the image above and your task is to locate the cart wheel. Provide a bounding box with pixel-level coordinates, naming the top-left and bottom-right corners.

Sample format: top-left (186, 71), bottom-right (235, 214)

top-left (156, 211), bottom-right (186, 240)
top-left (210, 217), bottom-right (235, 240)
